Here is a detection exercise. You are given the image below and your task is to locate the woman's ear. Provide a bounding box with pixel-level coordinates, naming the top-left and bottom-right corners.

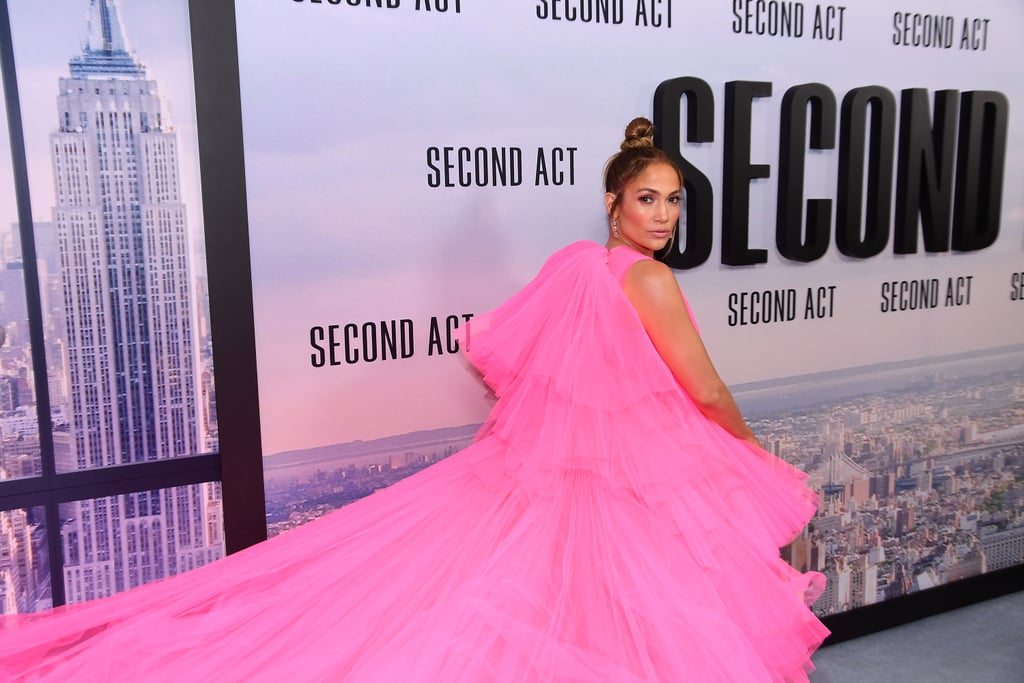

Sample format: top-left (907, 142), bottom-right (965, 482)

top-left (604, 192), bottom-right (616, 217)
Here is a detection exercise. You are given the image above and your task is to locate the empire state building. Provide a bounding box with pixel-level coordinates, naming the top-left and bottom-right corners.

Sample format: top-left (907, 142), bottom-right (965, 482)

top-left (52, 0), bottom-right (222, 602)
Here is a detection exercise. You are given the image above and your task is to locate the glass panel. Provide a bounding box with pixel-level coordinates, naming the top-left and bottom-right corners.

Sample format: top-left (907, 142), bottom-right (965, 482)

top-left (0, 506), bottom-right (50, 614)
top-left (61, 483), bottom-right (223, 604)
top-left (0, 45), bottom-right (42, 482)
top-left (7, 1), bottom-right (218, 474)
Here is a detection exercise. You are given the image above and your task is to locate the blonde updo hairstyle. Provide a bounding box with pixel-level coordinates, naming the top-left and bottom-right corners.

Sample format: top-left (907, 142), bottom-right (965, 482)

top-left (604, 117), bottom-right (684, 217)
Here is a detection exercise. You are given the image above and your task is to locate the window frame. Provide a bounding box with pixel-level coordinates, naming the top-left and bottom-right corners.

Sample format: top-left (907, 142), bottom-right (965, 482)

top-left (0, 0), bottom-right (265, 609)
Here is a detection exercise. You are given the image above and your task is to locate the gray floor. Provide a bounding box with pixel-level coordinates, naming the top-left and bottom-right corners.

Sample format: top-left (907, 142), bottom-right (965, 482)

top-left (809, 591), bottom-right (1024, 683)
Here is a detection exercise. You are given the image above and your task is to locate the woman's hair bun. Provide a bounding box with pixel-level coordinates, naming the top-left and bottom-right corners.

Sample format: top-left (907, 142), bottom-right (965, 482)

top-left (621, 117), bottom-right (655, 150)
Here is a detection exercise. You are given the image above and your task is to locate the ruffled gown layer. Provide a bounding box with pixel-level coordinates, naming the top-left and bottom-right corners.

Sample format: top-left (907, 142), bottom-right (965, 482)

top-left (0, 241), bottom-right (828, 682)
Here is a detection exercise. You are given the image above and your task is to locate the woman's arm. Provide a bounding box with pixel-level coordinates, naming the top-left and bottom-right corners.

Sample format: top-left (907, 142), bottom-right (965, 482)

top-left (622, 259), bottom-right (762, 447)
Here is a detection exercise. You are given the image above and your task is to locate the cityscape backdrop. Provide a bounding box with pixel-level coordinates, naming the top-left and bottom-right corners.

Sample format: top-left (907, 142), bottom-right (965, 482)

top-left (0, 0), bottom-right (219, 613)
top-left (0, 0), bottom-right (1020, 626)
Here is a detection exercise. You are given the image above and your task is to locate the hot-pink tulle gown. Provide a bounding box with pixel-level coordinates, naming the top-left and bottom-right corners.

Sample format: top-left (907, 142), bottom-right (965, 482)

top-left (1, 241), bottom-right (828, 681)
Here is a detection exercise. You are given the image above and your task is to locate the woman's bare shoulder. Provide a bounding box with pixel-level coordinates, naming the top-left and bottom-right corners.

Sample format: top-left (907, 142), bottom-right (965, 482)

top-left (623, 258), bottom-right (682, 305)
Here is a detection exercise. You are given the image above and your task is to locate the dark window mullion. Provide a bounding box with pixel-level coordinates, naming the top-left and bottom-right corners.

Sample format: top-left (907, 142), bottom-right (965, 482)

top-left (189, 0), bottom-right (266, 553)
top-left (0, 454), bottom-right (221, 511)
top-left (0, 0), bottom-right (64, 606)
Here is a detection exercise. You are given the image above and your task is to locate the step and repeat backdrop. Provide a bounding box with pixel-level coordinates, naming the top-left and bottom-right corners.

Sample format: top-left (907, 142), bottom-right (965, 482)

top-left (233, 1), bottom-right (1024, 617)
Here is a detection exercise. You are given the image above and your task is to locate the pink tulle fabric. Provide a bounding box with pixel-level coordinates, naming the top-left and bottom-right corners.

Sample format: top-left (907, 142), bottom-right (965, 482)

top-left (0, 241), bottom-right (828, 681)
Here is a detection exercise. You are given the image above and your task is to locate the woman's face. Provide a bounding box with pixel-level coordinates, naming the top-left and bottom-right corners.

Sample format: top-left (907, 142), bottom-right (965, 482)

top-left (605, 161), bottom-right (681, 256)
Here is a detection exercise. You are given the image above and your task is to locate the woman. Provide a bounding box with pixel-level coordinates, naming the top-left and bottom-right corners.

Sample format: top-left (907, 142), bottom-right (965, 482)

top-left (603, 117), bottom-right (763, 451)
top-left (1, 118), bottom-right (827, 681)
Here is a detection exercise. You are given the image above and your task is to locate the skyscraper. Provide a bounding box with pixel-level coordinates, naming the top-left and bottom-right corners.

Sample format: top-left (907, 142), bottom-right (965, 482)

top-left (52, 0), bottom-right (222, 603)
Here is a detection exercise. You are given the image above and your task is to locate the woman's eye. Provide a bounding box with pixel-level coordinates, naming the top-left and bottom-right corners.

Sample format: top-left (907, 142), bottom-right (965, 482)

top-left (668, 196), bottom-right (681, 204)
top-left (639, 195), bottom-right (654, 203)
